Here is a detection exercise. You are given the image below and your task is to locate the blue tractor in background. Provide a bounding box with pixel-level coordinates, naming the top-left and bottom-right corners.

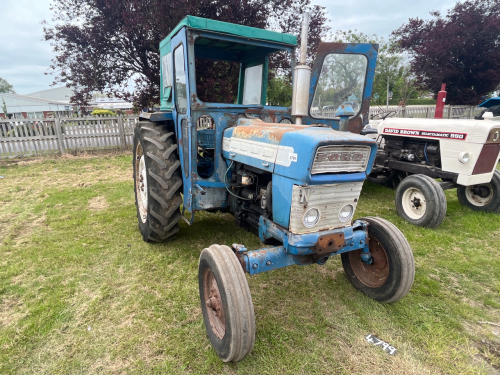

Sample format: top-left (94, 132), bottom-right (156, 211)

top-left (133, 14), bottom-right (415, 362)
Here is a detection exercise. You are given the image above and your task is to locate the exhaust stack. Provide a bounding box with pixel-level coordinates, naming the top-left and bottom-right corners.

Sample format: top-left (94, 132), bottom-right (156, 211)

top-left (291, 13), bottom-right (311, 126)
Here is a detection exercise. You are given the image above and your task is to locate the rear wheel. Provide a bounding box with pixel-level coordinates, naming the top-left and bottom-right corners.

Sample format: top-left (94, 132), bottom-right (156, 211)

top-left (457, 170), bottom-right (500, 213)
top-left (395, 174), bottom-right (447, 228)
top-left (199, 244), bottom-right (255, 362)
top-left (341, 217), bottom-right (415, 303)
top-left (133, 120), bottom-right (182, 242)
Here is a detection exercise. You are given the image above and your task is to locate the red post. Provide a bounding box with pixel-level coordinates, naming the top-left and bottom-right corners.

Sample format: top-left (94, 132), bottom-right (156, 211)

top-left (434, 83), bottom-right (447, 119)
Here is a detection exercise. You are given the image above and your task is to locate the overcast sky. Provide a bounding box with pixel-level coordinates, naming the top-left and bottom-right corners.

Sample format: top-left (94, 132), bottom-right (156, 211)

top-left (0, 0), bottom-right (458, 95)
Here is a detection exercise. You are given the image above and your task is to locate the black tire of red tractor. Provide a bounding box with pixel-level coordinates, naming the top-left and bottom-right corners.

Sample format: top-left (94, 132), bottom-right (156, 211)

top-left (457, 170), bottom-right (500, 213)
top-left (198, 244), bottom-right (256, 362)
top-left (395, 174), bottom-right (447, 228)
top-left (367, 169), bottom-right (408, 189)
top-left (133, 120), bottom-right (183, 242)
top-left (341, 217), bottom-right (415, 303)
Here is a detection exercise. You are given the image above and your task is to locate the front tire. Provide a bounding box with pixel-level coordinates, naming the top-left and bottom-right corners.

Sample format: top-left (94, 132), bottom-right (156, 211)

top-left (341, 217), bottom-right (415, 303)
top-left (457, 170), bottom-right (500, 213)
top-left (395, 174), bottom-right (447, 228)
top-left (199, 244), bottom-right (256, 362)
top-left (133, 120), bottom-right (183, 242)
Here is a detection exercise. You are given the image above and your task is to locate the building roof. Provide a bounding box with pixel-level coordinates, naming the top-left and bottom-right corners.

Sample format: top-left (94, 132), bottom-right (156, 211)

top-left (26, 87), bottom-right (73, 103)
top-left (0, 93), bottom-right (70, 106)
top-left (160, 16), bottom-right (297, 50)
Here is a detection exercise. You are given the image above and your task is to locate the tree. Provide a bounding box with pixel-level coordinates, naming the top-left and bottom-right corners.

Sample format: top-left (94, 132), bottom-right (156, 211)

top-left (328, 30), bottom-right (418, 106)
top-left (0, 77), bottom-right (15, 94)
top-left (43, 0), bottom-right (328, 108)
top-left (392, 0), bottom-right (500, 105)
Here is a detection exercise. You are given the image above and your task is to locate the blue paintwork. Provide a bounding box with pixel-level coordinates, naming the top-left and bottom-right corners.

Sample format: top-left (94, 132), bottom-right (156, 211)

top-left (243, 219), bottom-right (370, 275)
top-left (479, 97), bottom-right (500, 108)
top-left (150, 18), bottom-right (380, 276)
top-left (335, 103), bottom-right (355, 117)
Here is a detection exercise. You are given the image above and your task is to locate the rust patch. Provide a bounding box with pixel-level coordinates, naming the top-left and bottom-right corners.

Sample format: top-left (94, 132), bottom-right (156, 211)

top-left (233, 123), bottom-right (306, 142)
top-left (315, 232), bottom-right (345, 254)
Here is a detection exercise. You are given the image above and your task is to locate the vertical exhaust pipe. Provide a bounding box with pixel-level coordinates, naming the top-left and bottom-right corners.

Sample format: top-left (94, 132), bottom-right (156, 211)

top-left (291, 13), bottom-right (311, 126)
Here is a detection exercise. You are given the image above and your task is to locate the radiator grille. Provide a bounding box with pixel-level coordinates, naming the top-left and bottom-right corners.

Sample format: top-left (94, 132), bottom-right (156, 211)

top-left (289, 182), bottom-right (363, 234)
top-left (312, 145), bottom-right (371, 174)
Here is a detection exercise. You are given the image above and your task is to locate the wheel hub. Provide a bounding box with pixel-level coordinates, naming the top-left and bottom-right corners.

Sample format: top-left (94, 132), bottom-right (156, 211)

top-left (349, 236), bottom-right (389, 288)
top-left (203, 269), bottom-right (225, 339)
top-left (135, 143), bottom-right (148, 223)
top-left (466, 183), bottom-right (493, 206)
top-left (402, 187), bottom-right (426, 219)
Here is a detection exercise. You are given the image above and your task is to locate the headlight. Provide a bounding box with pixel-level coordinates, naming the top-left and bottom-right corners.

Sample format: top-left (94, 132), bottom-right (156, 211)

top-left (493, 131), bottom-right (499, 142)
top-left (339, 204), bottom-right (354, 222)
top-left (458, 151), bottom-right (470, 164)
top-left (303, 208), bottom-right (320, 228)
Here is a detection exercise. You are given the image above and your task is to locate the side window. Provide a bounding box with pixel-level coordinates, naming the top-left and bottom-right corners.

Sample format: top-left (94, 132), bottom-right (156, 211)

top-left (242, 64), bottom-right (263, 105)
top-left (174, 45), bottom-right (187, 114)
top-left (161, 52), bottom-right (172, 99)
top-left (311, 54), bottom-right (368, 119)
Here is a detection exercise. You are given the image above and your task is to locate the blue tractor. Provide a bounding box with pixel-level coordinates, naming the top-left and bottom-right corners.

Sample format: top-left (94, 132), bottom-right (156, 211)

top-left (133, 14), bottom-right (415, 362)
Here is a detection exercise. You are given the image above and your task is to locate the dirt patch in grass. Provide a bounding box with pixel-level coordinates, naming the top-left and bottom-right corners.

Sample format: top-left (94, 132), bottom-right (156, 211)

top-left (0, 297), bottom-right (23, 328)
top-left (88, 196), bottom-right (109, 211)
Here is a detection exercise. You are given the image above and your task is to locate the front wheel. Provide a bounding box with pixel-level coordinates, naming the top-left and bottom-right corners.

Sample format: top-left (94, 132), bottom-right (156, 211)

top-left (341, 217), bottom-right (415, 303)
top-left (395, 174), bottom-right (447, 228)
top-left (457, 170), bottom-right (500, 213)
top-left (198, 244), bottom-right (256, 362)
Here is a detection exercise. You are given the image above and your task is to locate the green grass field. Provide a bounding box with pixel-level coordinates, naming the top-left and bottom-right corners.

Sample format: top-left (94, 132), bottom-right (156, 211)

top-left (0, 154), bottom-right (499, 374)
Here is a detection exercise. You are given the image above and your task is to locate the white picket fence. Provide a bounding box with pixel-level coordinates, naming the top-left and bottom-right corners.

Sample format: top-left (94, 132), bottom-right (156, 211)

top-left (367, 105), bottom-right (483, 119)
top-left (0, 106), bottom-right (486, 159)
top-left (0, 115), bottom-right (138, 159)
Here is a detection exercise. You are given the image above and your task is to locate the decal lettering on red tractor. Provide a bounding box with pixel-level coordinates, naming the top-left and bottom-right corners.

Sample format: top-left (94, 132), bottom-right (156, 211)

top-left (383, 127), bottom-right (467, 140)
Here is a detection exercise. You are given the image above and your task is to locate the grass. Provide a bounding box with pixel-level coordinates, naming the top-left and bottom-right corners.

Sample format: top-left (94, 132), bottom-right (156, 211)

top-left (0, 154), bottom-right (499, 374)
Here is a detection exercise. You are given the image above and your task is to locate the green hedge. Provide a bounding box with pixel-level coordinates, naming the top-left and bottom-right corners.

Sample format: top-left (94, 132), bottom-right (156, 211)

top-left (91, 109), bottom-right (116, 116)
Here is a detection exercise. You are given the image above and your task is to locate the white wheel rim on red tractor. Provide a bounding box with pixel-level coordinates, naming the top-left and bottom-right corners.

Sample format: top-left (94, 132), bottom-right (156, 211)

top-left (465, 184), bottom-right (493, 206)
top-left (402, 187), bottom-right (427, 220)
top-left (135, 143), bottom-right (148, 223)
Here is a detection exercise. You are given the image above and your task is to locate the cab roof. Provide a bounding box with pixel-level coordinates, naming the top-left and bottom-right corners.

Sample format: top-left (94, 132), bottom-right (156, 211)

top-left (159, 16), bottom-right (297, 50)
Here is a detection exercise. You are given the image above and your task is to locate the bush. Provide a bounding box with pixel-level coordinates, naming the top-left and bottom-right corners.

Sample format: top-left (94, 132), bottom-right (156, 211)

top-left (91, 109), bottom-right (116, 116)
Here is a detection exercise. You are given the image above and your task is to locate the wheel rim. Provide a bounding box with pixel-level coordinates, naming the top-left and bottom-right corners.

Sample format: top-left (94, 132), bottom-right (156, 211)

top-left (465, 184), bottom-right (493, 206)
top-left (348, 235), bottom-right (389, 288)
top-left (402, 187), bottom-right (426, 219)
top-left (135, 143), bottom-right (148, 224)
top-left (203, 268), bottom-right (225, 339)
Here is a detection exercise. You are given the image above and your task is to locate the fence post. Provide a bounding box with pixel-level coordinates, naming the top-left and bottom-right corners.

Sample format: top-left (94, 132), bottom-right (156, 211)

top-left (117, 114), bottom-right (126, 149)
top-left (469, 106), bottom-right (474, 119)
top-left (447, 105), bottom-right (452, 119)
top-left (402, 106), bottom-right (407, 118)
top-left (54, 116), bottom-right (66, 155)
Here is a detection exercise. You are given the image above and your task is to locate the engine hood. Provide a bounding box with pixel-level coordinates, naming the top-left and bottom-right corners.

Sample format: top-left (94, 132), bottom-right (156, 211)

top-left (222, 118), bottom-right (377, 182)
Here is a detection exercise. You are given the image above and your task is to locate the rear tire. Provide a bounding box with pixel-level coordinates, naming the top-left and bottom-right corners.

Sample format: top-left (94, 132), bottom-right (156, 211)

top-left (395, 174), bottom-right (447, 228)
top-left (341, 217), bottom-right (415, 303)
top-left (133, 120), bottom-right (182, 242)
top-left (199, 244), bottom-right (255, 362)
top-left (457, 170), bottom-right (500, 213)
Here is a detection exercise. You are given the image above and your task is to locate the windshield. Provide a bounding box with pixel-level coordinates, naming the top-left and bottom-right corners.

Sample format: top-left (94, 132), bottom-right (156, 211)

top-left (310, 53), bottom-right (368, 119)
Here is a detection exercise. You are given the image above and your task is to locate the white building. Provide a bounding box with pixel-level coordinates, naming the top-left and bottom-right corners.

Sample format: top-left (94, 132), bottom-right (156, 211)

top-left (0, 93), bottom-right (72, 119)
